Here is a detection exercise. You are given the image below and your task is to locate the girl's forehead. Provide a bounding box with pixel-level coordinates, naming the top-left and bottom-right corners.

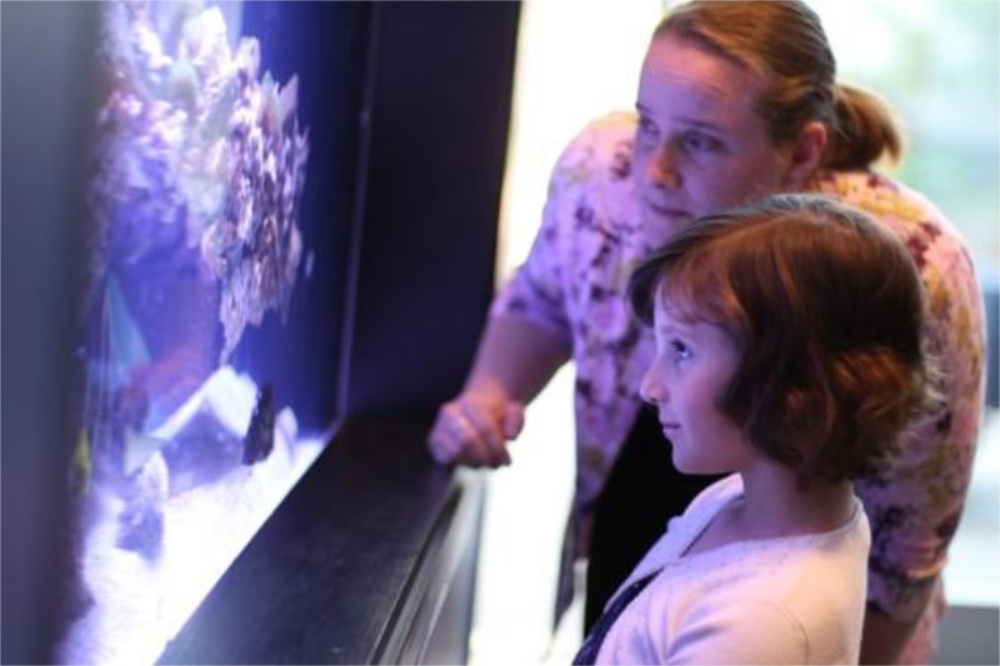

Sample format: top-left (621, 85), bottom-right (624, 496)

top-left (653, 284), bottom-right (743, 346)
top-left (653, 292), bottom-right (709, 330)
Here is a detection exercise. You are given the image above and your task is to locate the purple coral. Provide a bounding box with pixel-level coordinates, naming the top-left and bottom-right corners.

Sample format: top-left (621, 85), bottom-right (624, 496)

top-left (202, 48), bottom-right (309, 361)
top-left (93, 1), bottom-right (310, 366)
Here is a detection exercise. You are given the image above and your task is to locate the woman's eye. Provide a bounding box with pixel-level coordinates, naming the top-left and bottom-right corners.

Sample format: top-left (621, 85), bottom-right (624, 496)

top-left (637, 116), bottom-right (659, 143)
top-left (681, 132), bottom-right (723, 154)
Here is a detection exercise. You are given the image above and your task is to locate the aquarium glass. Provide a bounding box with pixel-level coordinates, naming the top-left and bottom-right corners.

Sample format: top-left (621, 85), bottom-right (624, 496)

top-left (58, 2), bottom-right (370, 662)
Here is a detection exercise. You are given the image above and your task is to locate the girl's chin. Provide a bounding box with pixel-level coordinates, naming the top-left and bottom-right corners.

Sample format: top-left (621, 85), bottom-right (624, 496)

top-left (671, 452), bottom-right (725, 477)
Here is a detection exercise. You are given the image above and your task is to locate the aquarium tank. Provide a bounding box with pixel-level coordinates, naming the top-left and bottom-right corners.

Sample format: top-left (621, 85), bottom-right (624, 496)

top-left (57, 2), bottom-right (371, 662)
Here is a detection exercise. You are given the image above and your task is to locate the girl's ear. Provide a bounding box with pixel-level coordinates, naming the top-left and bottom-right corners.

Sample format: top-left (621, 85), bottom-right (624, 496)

top-left (783, 121), bottom-right (827, 187)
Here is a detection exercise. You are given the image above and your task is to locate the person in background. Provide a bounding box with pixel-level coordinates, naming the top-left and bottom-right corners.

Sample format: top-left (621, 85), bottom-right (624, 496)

top-left (575, 193), bottom-right (932, 665)
top-left (427, 1), bottom-right (986, 662)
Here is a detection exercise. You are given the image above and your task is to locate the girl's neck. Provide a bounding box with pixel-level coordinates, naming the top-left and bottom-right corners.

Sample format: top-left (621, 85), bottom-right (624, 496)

top-left (682, 462), bottom-right (855, 559)
top-left (734, 461), bottom-right (856, 540)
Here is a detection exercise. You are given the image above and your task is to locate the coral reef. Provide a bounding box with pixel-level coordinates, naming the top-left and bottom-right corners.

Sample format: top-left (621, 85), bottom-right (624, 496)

top-left (91, 0), bottom-right (309, 369)
top-left (82, 0), bottom-right (311, 540)
top-left (62, 6), bottom-right (313, 661)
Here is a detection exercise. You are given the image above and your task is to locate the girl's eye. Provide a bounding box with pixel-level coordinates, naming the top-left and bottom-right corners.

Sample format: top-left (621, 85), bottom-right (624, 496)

top-left (670, 339), bottom-right (692, 362)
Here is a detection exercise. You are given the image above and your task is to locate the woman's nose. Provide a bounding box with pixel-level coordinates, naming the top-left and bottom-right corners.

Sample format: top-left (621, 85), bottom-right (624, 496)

top-left (647, 143), bottom-right (681, 190)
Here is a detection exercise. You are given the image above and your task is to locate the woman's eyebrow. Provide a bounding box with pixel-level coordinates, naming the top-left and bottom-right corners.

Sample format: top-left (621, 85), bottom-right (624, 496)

top-left (634, 102), bottom-right (727, 134)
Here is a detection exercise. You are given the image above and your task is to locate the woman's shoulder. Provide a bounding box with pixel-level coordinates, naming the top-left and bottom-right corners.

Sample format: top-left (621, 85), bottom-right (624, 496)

top-left (543, 112), bottom-right (643, 252)
top-left (550, 112), bottom-right (638, 189)
top-left (573, 111), bottom-right (638, 147)
top-left (813, 169), bottom-right (942, 222)
top-left (812, 169), bottom-right (965, 241)
top-left (812, 170), bottom-right (979, 285)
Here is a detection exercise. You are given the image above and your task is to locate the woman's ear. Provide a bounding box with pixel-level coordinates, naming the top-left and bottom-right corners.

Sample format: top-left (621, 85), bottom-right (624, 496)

top-left (783, 121), bottom-right (827, 187)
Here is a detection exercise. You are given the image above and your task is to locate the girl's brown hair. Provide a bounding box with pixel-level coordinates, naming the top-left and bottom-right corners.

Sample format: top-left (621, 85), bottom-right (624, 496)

top-left (654, 0), bottom-right (904, 170)
top-left (629, 194), bottom-right (931, 487)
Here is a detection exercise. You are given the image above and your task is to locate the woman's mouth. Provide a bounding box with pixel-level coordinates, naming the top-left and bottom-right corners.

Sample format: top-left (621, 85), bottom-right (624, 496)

top-left (643, 199), bottom-right (691, 221)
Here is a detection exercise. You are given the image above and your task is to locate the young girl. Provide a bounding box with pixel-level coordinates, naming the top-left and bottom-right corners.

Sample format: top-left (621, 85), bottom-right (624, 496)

top-left (574, 194), bottom-right (933, 665)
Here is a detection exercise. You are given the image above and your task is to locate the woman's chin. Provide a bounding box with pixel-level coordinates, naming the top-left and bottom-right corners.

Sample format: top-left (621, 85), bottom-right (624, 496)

top-left (641, 213), bottom-right (689, 249)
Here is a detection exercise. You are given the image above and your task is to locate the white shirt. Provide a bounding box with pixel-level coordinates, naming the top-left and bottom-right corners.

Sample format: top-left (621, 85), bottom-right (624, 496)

top-left (595, 475), bottom-right (871, 665)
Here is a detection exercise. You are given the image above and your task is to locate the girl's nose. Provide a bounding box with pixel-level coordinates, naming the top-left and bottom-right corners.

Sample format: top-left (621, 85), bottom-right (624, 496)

top-left (639, 365), bottom-right (667, 405)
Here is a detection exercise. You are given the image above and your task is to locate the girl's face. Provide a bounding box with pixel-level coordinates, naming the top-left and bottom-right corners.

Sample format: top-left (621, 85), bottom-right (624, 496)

top-left (639, 293), bottom-right (756, 475)
top-left (633, 34), bottom-right (803, 248)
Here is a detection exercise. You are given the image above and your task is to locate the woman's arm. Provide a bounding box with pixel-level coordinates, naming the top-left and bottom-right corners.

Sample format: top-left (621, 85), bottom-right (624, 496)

top-left (859, 595), bottom-right (931, 665)
top-left (427, 314), bottom-right (571, 468)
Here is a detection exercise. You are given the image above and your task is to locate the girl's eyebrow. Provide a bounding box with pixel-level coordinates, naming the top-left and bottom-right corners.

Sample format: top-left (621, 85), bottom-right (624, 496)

top-left (655, 320), bottom-right (695, 339)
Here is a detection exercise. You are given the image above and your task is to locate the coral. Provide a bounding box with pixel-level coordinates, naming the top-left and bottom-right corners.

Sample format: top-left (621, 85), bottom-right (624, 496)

top-left (201, 61), bottom-right (310, 361)
top-left (82, 0), bottom-right (311, 554)
top-left (91, 0), bottom-right (309, 365)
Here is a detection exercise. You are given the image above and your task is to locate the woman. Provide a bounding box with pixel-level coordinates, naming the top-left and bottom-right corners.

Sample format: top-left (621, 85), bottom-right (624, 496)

top-left (427, 2), bottom-right (986, 662)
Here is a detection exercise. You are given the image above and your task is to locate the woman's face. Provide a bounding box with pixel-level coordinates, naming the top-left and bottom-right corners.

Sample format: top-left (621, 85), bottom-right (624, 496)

top-left (633, 34), bottom-right (802, 247)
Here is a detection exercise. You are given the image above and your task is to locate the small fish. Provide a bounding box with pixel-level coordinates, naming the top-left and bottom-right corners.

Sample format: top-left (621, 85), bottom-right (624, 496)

top-left (242, 383), bottom-right (275, 465)
top-left (71, 428), bottom-right (93, 497)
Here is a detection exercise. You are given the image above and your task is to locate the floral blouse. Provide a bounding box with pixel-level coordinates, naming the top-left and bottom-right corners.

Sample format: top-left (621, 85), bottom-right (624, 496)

top-left (492, 113), bottom-right (986, 638)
